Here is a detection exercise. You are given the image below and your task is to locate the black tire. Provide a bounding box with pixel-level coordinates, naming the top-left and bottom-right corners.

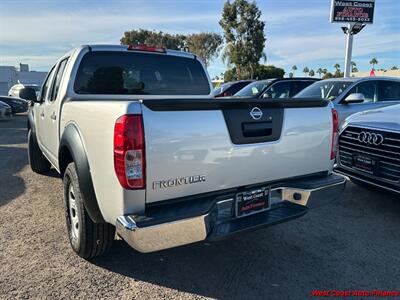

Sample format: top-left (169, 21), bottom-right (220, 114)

top-left (63, 162), bottom-right (114, 259)
top-left (28, 129), bottom-right (51, 173)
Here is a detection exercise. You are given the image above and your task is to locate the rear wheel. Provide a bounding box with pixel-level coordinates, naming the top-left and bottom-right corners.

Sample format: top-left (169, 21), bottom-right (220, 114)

top-left (28, 129), bottom-right (51, 173)
top-left (63, 162), bottom-right (115, 259)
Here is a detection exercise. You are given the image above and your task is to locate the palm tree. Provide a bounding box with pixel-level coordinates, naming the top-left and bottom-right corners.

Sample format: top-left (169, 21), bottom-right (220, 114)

top-left (309, 69), bottom-right (315, 77)
top-left (351, 61), bottom-right (358, 73)
top-left (369, 58), bottom-right (378, 69)
top-left (291, 65), bottom-right (298, 76)
top-left (303, 67), bottom-right (309, 76)
top-left (317, 68), bottom-right (323, 78)
top-left (334, 63), bottom-right (340, 72)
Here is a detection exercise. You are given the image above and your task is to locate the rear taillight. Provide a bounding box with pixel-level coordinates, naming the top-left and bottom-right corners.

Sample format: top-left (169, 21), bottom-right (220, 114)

top-left (114, 115), bottom-right (145, 189)
top-left (331, 108), bottom-right (339, 160)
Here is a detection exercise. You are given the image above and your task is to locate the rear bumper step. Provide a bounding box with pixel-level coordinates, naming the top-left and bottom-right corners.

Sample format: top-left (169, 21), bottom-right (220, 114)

top-left (116, 174), bottom-right (346, 253)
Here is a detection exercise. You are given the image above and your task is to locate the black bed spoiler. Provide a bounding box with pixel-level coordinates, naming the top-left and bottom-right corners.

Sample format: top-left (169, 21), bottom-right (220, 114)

top-left (142, 97), bottom-right (329, 111)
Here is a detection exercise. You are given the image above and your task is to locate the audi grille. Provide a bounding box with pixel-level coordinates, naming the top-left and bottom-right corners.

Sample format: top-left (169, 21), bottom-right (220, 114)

top-left (338, 126), bottom-right (400, 183)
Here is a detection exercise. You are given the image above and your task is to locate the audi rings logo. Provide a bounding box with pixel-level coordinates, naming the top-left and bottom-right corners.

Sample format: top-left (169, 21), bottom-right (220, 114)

top-left (358, 131), bottom-right (384, 146)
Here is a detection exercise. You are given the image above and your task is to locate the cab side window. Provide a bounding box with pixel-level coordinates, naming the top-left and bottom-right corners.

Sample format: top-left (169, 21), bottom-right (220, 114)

top-left (378, 81), bottom-right (400, 102)
top-left (40, 67), bottom-right (56, 102)
top-left (49, 58), bottom-right (69, 101)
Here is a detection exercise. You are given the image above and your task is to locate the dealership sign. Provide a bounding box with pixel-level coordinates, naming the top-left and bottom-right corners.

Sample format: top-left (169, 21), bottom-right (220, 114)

top-left (330, 0), bottom-right (375, 24)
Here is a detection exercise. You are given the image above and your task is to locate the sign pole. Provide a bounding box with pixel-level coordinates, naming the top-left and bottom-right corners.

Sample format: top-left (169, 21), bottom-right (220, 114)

top-left (330, 0), bottom-right (375, 77)
top-left (344, 23), bottom-right (354, 78)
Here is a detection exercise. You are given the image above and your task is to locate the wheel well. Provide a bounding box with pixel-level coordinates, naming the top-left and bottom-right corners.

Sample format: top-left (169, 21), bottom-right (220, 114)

top-left (59, 146), bottom-right (73, 177)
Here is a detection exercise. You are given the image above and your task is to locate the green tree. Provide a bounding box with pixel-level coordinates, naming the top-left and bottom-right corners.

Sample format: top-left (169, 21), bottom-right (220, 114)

top-left (334, 63), bottom-right (340, 71)
top-left (120, 29), bottom-right (186, 49)
top-left (186, 33), bottom-right (223, 67)
top-left (291, 65), bottom-right (297, 75)
top-left (316, 68), bottom-right (323, 78)
top-left (288, 72), bottom-right (294, 78)
top-left (369, 57), bottom-right (378, 69)
top-left (351, 61), bottom-right (358, 73)
top-left (120, 29), bottom-right (223, 68)
top-left (309, 69), bottom-right (315, 77)
top-left (219, 0), bottom-right (266, 79)
top-left (323, 72), bottom-right (334, 79)
top-left (333, 63), bottom-right (342, 77)
top-left (303, 67), bottom-right (309, 76)
top-left (391, 66), bottom-right (399, 70)
top-left (224, 65), bottom-right (284, 81)
top-left (254, 65), bottom-right (284, 79)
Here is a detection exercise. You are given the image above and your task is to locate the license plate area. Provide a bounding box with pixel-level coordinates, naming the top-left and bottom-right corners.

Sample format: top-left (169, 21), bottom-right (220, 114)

top-left (352, 154), bottom-right (378, 175)
top-left (235, 187), bottom-right (270, 218)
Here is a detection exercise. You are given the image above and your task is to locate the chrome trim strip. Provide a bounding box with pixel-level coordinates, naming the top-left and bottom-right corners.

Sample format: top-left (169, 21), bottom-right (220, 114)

top-left (336, 169), bottom-right (400, 194)
top-left (338, 164), bottom-right (400, 184)
top-left (343, 124), bottom-right (400, 134)
top-left (340, 139), bottom-right (400, 156)
top-left (339, 145), bottom-right (400, 162)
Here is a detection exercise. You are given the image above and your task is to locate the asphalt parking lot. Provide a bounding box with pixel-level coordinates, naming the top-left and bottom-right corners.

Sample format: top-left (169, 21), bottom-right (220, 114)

top-left (1, 115), bottom-right (399, 299)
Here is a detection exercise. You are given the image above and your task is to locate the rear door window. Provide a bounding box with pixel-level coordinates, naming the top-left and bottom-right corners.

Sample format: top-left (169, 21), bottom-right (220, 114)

top-left (290, 81), bottom-right (315, 97)
top-left (378, 81), bottom-right (400, 102)
top-left (50, 58), bottom-right (69, 101)
top-left (228, 82), bottom-right (251, 95)
top-left (74, 51), bottom-right (210, 95)
top-left (40, 66), bottom-right (56, 102)
top-left (267, 82), bottom-right (290, 98)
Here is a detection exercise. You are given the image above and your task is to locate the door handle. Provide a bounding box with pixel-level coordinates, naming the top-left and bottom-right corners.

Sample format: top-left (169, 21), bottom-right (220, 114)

top-left (51, 113), bottom-right (56, 120)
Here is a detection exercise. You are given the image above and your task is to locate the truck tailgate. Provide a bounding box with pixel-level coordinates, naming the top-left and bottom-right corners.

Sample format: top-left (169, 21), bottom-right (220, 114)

top-left (141, 99), bottom-right (333, 203)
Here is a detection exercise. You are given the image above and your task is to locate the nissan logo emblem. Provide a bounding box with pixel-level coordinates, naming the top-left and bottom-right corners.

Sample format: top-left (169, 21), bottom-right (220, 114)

top-left (250, 107), bottom-right (263, 120)
top-left (358, 131), bottom-right (384, 146)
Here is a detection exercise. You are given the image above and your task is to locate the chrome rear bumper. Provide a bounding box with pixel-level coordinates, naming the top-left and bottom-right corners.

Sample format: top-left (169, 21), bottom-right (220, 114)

top-left (116, 174), bottom-right (346, 253)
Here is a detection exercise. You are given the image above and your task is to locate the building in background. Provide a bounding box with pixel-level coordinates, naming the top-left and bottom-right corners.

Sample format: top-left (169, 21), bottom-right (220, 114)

top-left (352, 69), bottom-right (400, 78)
top-left (0, 63), bottom-right (47, 95)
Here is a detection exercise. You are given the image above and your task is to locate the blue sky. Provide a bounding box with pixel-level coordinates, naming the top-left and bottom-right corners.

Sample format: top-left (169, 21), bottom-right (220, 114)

top-left (0, 0), bottom-right (399, 78)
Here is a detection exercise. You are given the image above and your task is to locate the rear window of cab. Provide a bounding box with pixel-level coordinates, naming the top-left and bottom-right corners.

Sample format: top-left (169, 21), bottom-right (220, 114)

top-left (74, 51), bottom-right (210, 95)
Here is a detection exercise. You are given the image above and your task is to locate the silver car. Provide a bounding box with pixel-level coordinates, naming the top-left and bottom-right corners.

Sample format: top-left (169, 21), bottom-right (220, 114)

top-left (295, 77), bottom-right (400, 127)
top-left (335, 104), bottom-right (400, 194)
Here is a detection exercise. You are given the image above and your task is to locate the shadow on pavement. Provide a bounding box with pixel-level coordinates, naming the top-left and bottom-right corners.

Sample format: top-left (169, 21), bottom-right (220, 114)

top-left (93, 233), bottom-right (277, 300)
top-left (0, 115), bottom-right (28, 146)
top-left (0, 146), bottom-right (27, 206)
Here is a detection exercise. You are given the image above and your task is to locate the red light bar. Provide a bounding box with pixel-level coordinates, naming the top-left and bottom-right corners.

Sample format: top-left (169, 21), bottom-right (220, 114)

top-left (127, 44), bottom-right (166, 53)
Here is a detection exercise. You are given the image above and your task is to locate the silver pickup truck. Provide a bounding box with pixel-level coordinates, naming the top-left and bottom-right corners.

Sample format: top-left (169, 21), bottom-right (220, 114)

top-left (25, 45), bottom-right (345, 259)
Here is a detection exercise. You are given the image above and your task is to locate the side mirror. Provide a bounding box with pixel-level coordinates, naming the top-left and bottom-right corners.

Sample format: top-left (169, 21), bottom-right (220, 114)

top-left (19, 87), bottom-right (38, 102)
top-left (262, 92), bottom-right (272, 99)
top-left (344, 93), bottom-right (365, 104)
